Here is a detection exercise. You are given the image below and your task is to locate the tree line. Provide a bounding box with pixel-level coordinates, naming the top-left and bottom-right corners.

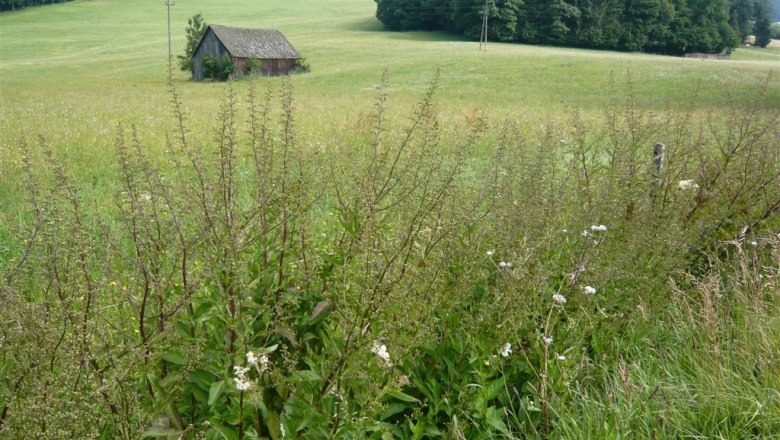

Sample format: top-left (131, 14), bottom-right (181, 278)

top-left (0, 0), bottom-right (73, 11)
top-left (375, 0), bottom-right (776, 54)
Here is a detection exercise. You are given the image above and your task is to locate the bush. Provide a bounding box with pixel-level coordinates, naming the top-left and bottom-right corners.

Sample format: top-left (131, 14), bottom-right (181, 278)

top-left (202, 54), bottom-right (235, 81)
top-left (246, 58), bottom-right (261, 76)
top-left (291, 57), bottom-right (311, 74)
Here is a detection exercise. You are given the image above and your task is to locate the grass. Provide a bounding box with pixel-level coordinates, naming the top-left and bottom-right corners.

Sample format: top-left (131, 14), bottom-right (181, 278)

top-left (1, 0), bottom-right (777, 215)
top-left (1, 1), bottom-right (779, 439)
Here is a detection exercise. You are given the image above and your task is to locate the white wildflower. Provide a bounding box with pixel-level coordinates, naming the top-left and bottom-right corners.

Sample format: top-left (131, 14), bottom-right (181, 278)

top-left (499, 261), bottom-right (507, 268)
top-left (499, 261), bottom-right (513, 268)
top-left (751, 241), bottom-right (758, 247)
top-left (233, 366), bottom-right (250, 380)
top-left (500, 343), bottom-right (512, 358)
top-left (371, 341), bottom-right (392, 366)
top-left (552, 293), bottom-right (567, 304)
top-left (581, 230), bottom-right (590, 237)
top-left (562, 229), bottom-right (568, 233)
top-left (234, 377), bottom-right (251, 391)
top-left (233, 366), bottom-right (252, 391)
top-left (280, 423), bottom-right (287, 438)
top-left (543, 336), bottom-right (553, 346)
top-left (590, 224), bottom-right (607, 232)
top-left (678, 180), bottom-right (699, 190)
top-left (247, 351), bottom-right (270, 373)
top-left (486, 250), bottom-right (494, 257)
top-left (583, 285), bottom-right (597, 295)
top-left (258, 354), bottom-right (270, 372)
top-left (557, 355), bottom-right (566, 361)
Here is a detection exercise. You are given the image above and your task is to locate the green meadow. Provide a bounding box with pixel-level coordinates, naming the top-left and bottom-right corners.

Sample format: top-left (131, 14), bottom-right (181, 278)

top-left (1, 1), bottom-right (779, 439)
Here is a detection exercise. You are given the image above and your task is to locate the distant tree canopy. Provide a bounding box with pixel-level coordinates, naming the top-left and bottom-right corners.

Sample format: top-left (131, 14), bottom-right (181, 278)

top-left (375, 0), bottom-right (775, 54)
top-left (0, 0), bottom-right (73, 11)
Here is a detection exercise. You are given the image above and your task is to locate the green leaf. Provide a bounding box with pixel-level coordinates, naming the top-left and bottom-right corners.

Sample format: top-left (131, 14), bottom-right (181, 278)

top-left (296, 370), bottom-right (321, 382)
top-left (485, 406), bottom-right (508, 433)
top-left (161, 349), bottom-right (187, 365)
top-left (208, 421), bottom-right (239, 440)
top-left (380, 402), bottom-right (410, 420)
top-left (267, 410), bottom-right (281, 440)
top-left (258, 344), bottom-right (278, 355)
top-left (309, 300), bottom-right (332, 322)
top-left (208, 379), bottom-right (227, 407)
top-left (142, 426), bottom-right (184, 437)
top-left (385, 390), bottom-right (420, 404)
top-left (191, 369), bottom-right (215, 390)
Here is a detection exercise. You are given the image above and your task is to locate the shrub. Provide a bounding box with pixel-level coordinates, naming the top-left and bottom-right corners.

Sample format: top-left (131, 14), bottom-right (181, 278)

top-left (246, 58), bottom-right (261, 76)
top-left (292, 57), bottom-right (311, 74)
top-left (202, 54), bottom-right (235, 81)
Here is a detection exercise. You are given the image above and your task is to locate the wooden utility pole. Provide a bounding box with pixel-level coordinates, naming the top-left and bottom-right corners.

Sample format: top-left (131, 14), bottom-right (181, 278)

top-left (166, 0), bottom-right (175, 84)
top-left (479, 0), bottom-right (489, 51)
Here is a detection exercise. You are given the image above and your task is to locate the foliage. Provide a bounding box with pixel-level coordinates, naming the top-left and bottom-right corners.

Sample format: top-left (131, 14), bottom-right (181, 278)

top-left (246, 58), bottom-right (261, 76)
top-left (291, 57), bottom-right (310, 74)
top-left (755, 0), bottom-right (773, 47)
top-left (771, 22), bottom-right (780, 39)
top-left (374, 0), bottom-right (758, 54)
top-left (1, 70), bottom-right (779, 438)
top-left (178, 13), bottom-right (209, 74)
top-left (0, 0), bottom-right (71, 12)
top-left (202, 54), bottom-right (234, 81)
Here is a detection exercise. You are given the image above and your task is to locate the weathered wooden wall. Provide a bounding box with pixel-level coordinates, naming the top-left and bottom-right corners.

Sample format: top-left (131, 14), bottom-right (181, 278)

top-left (192, 29), bottom-right (229, 80)
top-left (234, 58), bottom-right (298, 77)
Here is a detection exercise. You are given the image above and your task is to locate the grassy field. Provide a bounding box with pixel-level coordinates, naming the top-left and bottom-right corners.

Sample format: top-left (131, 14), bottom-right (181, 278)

top-left (1, 0), bottom-right (779, 125)
top-left (1, 0), bottom-right (778, 211)
top-left (1, 1), bottom-right (779, 439)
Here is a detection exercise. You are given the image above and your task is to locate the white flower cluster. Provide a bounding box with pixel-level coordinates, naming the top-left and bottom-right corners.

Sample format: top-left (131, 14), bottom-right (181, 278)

top-left (246, 351), bottom-right (270, 373)
top-left (543, 336), bottom-right (553, 346)
top-left (583, 285), bottom-right (597, 295)
top-left (500, 343), bottom-right (512, 358)
top-left (678, 180), bottom-right (699, 190)
top-left (552, 293), bottom-right (567, 304)
top-left (583, 224), bottom-right (608, 237)
top-left (371, 341), bottom-right (392, 366)
top-left (498, 261), bottom-right (513, 269)
top-left (233, 366), bottom-right (251, 391)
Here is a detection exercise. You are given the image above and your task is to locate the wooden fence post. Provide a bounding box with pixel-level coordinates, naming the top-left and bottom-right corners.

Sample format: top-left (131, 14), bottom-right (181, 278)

top-left (651, 142), bottom-right (665, 198)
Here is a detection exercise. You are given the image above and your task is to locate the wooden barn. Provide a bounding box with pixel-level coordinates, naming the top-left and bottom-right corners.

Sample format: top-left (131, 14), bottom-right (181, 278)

top-left (191, 25), bottom-right (300, 80)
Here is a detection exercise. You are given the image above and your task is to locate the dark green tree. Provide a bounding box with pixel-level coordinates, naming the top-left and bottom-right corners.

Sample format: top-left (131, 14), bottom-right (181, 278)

top-left (178, 13), bottom-right (209, 74)
top-left (729, 0), bottom-right (754, 42)
top-left (754, 0), bottom-right (773, 47)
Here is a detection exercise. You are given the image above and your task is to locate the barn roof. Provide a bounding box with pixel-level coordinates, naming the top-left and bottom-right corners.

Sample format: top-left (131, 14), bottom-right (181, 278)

top-left (205, 25), bottom-right (300, 59)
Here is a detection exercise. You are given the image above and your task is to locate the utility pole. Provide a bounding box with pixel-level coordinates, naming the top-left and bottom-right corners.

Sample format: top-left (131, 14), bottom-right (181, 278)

top-left (166, 0), bottom-right (175, 84)
top-left (479, 0), bottom-right (489, 51)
